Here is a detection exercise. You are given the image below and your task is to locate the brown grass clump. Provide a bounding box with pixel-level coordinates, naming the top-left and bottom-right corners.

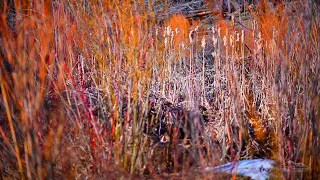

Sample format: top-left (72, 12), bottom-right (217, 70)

top-left (0, 0), bottom-right (319, 179)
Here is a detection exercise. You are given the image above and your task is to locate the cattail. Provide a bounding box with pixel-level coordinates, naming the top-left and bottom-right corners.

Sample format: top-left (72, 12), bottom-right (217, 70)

top-left (223, 36), bottom-right (227, 47)
top-left (211, 52), bottom-right (217, 58)
top-left (189, 30), bottom-right (194, 43)
top-left (201, 36), bottom-right (206, 49)
top-left (170, 29), bottom-right (174, 45)
top-left (166, 26), bottom-right (172, 36)
top-left (181, 42), bottom-right (186, 49)
top-left (229, 35), bottom-right (234, 47)
top-left (212, 26), bottom-right (216, 34)
top-left (194, 25), bottom-right (199, 32)
top-left (241, 30), bottom-right (244, 43)
top-left (257, 32), bottom-right (262, 51)
top-left (212, 27), bottom-right (218, 46)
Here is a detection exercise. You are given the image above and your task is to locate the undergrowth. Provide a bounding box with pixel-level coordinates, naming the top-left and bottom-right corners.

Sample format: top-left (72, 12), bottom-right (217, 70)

top-left (0, 0), bottom-right (319, 179)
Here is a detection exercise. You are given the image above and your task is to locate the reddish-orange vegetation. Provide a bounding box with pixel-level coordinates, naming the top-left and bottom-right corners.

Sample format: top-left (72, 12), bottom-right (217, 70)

top-left (0, 0), bottom-right (319, 179)
top-left (168, 14), bottom-right (190, 49)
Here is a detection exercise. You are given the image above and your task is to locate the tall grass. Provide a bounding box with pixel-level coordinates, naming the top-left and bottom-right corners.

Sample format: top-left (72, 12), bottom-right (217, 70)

top-left (0, 0), bottom-right (319, 179)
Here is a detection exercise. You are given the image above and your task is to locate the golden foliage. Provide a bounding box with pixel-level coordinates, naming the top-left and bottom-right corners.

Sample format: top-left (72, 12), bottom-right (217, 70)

top-left (167, 14), bottom-right (190, 49)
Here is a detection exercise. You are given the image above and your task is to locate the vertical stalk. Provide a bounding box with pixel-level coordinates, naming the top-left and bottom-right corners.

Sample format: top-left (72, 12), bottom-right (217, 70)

top-left (0, 75), bottom-right (25, 180)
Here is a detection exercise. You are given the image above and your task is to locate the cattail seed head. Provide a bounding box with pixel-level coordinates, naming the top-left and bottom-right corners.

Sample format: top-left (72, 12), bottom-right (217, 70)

top-left (201, 36), bottom-right (206, 48)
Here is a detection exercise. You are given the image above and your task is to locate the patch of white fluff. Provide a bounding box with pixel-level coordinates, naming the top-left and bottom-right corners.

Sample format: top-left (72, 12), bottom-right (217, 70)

top-left (204, 159), bottom-right (275, 180)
